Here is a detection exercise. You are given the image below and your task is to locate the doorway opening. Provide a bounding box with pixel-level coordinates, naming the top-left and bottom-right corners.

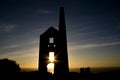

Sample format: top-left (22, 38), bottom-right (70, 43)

top-left (47, 52), bottom-right (55, 74)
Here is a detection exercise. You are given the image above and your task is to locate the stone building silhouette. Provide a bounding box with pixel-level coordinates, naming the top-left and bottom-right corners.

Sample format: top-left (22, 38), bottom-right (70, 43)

top-left (39, 7), bottom-right (69, 75)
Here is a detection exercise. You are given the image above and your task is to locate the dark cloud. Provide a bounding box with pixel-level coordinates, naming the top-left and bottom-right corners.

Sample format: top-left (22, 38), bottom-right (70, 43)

top-left (0, 24), bottom-right (16, 32)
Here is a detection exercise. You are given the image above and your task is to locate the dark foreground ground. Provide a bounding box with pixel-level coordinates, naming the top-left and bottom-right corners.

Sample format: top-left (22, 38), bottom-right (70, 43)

top-left (1, 71), bottom-right (120, 80)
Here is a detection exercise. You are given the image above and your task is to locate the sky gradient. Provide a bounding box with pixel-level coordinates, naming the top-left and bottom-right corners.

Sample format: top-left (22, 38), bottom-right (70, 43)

top-left (0, 0), bottom-right (120, 70)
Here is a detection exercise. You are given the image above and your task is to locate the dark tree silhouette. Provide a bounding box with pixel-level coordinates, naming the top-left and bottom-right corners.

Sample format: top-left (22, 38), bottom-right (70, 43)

top-left (0, 58), bottom-right (21, 73)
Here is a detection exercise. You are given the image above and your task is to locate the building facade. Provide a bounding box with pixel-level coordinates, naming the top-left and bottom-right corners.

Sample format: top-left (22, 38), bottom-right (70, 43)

top-left (39, 7), bottom-right (69, 75)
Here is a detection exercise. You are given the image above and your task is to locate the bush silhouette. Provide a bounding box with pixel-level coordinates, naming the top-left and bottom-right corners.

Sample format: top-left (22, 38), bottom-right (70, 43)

top-left (0, 58), bottom-right (21, 73)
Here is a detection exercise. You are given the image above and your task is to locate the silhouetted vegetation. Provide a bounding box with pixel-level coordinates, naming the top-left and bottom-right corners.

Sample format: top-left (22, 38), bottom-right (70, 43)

top-left (0, 58), bottom-right (120, 80)
top-left (0, 58), bottom-right (21, 73)
top-left (0, 58), bottom-right (21, 80)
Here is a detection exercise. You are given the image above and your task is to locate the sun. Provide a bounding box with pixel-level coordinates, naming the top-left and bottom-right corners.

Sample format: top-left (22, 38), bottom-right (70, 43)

top-left (49, 52), bottom-right (54, 62)
top-left (47, 52), bottom-right (55, 74)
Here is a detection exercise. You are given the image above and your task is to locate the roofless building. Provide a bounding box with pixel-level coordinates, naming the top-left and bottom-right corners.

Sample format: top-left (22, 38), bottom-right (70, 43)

top-left (38, 7), bottom-right (69, 75)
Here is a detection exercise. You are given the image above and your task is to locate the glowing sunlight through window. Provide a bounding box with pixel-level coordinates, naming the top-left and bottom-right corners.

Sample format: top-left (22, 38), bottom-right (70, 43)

top-left (47, 52), bottom-right (55, 74)
top-left (49, 52), bottom-right (54, 62)
top-left (47, 63), bottom-right (54, 74)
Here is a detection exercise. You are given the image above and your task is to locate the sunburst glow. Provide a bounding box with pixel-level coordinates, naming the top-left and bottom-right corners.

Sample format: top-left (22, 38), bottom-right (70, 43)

top-left (49, 52), bottom-right (54, 62)
top-left (47, 52), bottom-right (55, 74)
top-left (47, 63), bottom-right (54, 74)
